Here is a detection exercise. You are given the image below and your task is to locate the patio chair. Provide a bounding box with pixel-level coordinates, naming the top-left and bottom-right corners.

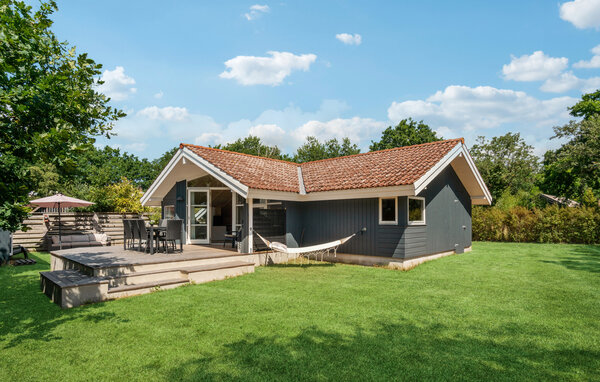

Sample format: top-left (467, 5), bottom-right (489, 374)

top-left (158, 219), bottom-right (183, 253)
top-left (123, 219), bottom-right (134, 250)
top-left (133, 219), bottom-right (150, 251)
top-left (224, 227), bottom-right (242, 249)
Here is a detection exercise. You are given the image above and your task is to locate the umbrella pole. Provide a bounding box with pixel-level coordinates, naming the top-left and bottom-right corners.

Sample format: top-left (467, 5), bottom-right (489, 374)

top-left (58, 202), bottom-right (62, 250)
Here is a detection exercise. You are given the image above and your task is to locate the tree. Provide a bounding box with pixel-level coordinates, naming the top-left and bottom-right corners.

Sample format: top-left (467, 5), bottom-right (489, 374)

top-left (569, 89), bottom-right (600, 120)
top-left (540, 116), bottom-right (600, 200)
top-left (0, 1), bottom-right (124, 232)
top-left (470, 133), bottom-right (540, 203)
top-left (369, 118), bottom-right (440, 151)
top-left (293, 136), bottom-right (361, 163)
top-left (212, 136), bottom-right (289, 160)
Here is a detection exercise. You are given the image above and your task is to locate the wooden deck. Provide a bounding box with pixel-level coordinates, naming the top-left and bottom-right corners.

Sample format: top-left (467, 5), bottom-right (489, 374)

top-left (51, 244), bottom-right (242, 269)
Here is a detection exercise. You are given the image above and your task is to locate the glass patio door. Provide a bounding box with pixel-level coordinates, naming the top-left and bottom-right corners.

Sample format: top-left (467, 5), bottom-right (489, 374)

top-left (188, 188), bottom-right (209, 244)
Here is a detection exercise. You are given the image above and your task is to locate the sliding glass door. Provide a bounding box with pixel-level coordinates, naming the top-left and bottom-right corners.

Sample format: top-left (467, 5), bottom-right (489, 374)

top-left (188, 188), bottom-right (209, 244)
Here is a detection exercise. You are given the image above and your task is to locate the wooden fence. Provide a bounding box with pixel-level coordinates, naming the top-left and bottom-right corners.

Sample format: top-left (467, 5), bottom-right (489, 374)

top-left (13, 212), bottom-right (150, 251)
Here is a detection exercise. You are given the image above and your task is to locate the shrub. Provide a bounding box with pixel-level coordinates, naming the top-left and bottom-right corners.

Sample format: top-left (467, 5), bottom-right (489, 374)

top-left (473, 205), bottom-right (600, 244)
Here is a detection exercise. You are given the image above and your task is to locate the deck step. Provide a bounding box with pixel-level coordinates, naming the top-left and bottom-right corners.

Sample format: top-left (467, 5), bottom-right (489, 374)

top-left (107, 278), bottom-right (189, 299)
top-left (106, 261), bottom-right (255, 299)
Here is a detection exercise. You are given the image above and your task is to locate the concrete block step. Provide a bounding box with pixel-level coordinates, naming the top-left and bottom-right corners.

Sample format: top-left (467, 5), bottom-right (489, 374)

top-left (107, 269), bottom-right (186, 287)
top-left (183, 260), bottom-right (255, 284)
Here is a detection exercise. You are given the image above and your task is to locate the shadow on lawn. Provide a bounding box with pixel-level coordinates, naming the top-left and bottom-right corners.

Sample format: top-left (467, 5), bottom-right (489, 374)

top-left (166, 321), bottom-right (600, 381)
top-left (0, 253), bottom-right (125, 349)
top-left (540, 245), bottom-right (600, 274)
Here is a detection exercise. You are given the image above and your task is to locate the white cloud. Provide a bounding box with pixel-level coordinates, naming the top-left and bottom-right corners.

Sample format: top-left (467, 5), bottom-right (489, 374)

top-left (573, 44), bottom-right (600, 68)
top-left (502, 51), bottom-right (568, 81)
top-left (387, 85), bottom-right (575, 154)
top-left (292, 117), bottom-right (386, 144)
top-left (137, 106), bottom-right (189, 121)
top-left (220, 51), bottom-right (317, 86)
top-left (560, 0), bottom-right (600, 29)
top-left (335, 33), bottom-right (362, 45)
top-left (195, 132), bottom-right (224, 146)
top-left (540, 72), bottom-right (581, 92)
top-left (248, 124), bottom-right (286, 146)
top-left (244, 4), bottom-right (270, 20)
top-left (154, 91), bottom-right (164, 99)
top-left (97, 66), bottom-right (137, 101)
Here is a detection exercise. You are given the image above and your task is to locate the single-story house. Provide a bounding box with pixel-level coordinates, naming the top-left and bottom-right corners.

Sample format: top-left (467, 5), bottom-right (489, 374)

top-left (141, 138), bottom-right (492, 266)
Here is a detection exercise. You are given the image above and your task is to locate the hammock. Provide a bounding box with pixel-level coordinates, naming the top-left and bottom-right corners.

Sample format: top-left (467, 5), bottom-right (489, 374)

top-left (254, 228), bottom-right (365, 264)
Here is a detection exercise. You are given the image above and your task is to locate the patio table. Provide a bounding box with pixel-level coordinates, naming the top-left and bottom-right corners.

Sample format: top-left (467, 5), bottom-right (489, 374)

top-left (148, 225), bottom-right (166, 255)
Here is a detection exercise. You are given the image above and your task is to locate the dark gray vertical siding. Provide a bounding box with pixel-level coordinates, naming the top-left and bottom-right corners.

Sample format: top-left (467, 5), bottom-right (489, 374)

top-left (161, 184), bottom-right (177, 219)
top-left (175, 180), bottom-right (187, 223)
top-left (415, 165), bottom-right (472, 258)
top-left (280, 166), bottom-right (471, 259)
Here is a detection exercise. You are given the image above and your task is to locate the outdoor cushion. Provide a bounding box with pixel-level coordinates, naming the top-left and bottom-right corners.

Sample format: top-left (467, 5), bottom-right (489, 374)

top-left (70, 235), bottom-right (89, 243)
top-left (92, 233), bottom-right (108, 243)
top-left (51, 236), bottom-right (60, 244)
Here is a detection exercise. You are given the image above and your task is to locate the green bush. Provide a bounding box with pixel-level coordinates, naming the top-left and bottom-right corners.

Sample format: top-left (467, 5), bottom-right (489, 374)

top-left (473, 205), bottom-right (600, 244)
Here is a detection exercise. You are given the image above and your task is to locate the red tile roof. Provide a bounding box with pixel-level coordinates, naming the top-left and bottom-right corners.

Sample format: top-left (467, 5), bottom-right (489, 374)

top-left (181, 138), bottom-right (463, 194)
top-left (181, 144), bottom-right (300, 193)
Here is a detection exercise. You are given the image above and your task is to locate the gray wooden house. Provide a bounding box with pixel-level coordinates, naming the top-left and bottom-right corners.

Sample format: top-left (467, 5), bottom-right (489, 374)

top-left (141, 138), bottom-right (491, 267)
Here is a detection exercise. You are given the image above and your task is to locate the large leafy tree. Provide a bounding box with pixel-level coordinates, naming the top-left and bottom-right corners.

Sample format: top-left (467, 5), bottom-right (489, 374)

top-left (369, 118), bottom-right (440, 151)
top-left (293, 136), bottom-right (360, 163)
top-left (0, 1), bottom-right (124, 232)
top-left (541, 116), bottom-right (600, 200)
top-left (569, 89), bottom-right (600, 120)
top-left (212, 136), bottom-right (289, 160)
top-left (470, 133), bottom-right (539, 203)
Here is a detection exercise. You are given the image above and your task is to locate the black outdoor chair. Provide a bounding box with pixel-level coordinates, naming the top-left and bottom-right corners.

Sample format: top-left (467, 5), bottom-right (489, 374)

top-left (224, 227), bottom-right (242, 249)
top-left (158, 219), bottom-right (183, 253)
top-left (134, 219), bottom-right (151, 251)
top-left (123, 219), bottom-right (134, 250)
top-left (0, 229), bottom-right (34, 266)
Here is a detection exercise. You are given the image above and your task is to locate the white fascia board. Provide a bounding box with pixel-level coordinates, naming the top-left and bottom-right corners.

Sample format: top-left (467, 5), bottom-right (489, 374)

top-left (181, 148), bottom-right (249, 197)
top-left (141, 149), bottom-right (184, 206)
top-left (461, 146), bottom-right (493, 204)
top-left (413, 143), bottom-right (493, 205)
top-left (248, 185), bottom-right (414, 202)
top-left (413, 143), bottom-right (463, 195)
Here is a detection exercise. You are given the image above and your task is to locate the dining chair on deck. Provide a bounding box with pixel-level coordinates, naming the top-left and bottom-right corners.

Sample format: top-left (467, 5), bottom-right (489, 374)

top-left (123, 220), bottom-right (134, 250)
top-left (158, 219), bottom-right (183, 253)
top-left (135, 219), bottom-right (150, 251)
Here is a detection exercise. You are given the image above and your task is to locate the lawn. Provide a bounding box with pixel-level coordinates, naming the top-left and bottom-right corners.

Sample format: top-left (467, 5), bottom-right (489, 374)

top-left (1, 242), bottom-right (599, 381)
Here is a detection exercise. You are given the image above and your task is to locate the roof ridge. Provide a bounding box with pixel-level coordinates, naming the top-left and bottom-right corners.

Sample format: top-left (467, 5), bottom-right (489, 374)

top-left (180, 143), bottom-right (300, 166)
top-left (299, 138), bottom-right (464, 166)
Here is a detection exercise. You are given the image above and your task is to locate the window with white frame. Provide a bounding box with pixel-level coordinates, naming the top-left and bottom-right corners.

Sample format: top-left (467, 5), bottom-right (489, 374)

top-left (379, 197), bottom-right (397, 225)
top-left (164, 205), bottom-right (175, 219)
top-left (234, 193), bottom-right (245, 232)
top-left (407, 197), bottom-right (426, 225)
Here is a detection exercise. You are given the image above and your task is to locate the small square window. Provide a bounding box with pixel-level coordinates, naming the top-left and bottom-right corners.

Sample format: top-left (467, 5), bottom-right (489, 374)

top-left (408, 197), bottom-right (426, 225)
top-left (379, 197), bottom-right (397, 225)
top-left (164, 205), bottom-right (175, 219)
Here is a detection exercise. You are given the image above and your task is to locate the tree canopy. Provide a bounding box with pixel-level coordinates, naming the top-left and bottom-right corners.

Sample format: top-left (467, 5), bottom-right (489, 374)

top-left (369, 118), bottom-right (440, 151)
top-left (293, 136), bottom-right (360, 163)
top-left (540, 117), bottom-right (600, 200)
top-left (0, 0), bottom-right (124, 232)
top-left (212, 136), bottom-right (289, 161)
top-left (569, 89), bottom-right (600, 120)
top-left (470, 133), bottom-right (540, 204)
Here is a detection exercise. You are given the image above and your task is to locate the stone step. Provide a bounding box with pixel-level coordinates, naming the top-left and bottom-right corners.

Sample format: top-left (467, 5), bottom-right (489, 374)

top-left (107, 277), bottom-right (189, 299)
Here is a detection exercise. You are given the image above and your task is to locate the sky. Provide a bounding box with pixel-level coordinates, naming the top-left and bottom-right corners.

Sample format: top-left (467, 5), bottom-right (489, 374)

top-left (47, 0), bottom-right (600, 159)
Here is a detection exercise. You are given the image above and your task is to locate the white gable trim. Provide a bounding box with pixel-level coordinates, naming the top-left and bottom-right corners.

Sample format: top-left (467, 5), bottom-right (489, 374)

top-left (413, 143), bottom-right (492, 204)
top-left (141, 149), bottom-right (184, 206)
top-left (181, 148), bottom-right (249, 197)
top-left (140, 148), bottom-right (249, 206)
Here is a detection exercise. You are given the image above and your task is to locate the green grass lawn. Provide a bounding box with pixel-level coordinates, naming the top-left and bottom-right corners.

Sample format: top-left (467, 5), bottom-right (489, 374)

top-left (1, 242), bottom-right (599, 381)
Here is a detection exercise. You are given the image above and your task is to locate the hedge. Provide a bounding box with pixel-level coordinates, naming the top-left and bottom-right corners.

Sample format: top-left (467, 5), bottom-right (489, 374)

top-left (472, 205), bottom-right (600, 244)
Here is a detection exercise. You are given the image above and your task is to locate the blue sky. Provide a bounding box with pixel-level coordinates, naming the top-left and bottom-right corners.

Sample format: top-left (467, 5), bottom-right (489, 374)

top-left (49, 0), bottom-right (600, 159)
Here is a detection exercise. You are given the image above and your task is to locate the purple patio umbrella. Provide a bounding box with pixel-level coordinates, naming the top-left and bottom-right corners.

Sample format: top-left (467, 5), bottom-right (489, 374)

top-left (29, 193), bottom-right (94, 250)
